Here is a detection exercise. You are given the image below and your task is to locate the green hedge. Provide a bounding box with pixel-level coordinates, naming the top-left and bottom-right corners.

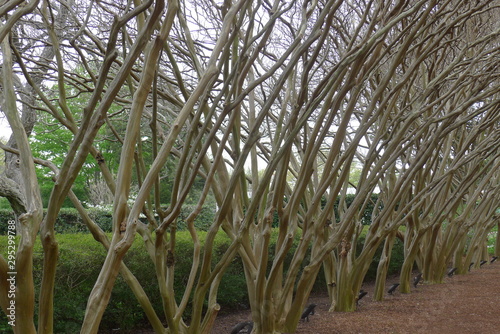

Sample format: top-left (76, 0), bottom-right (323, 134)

top-left (0, 208), bottom-right (113, 235)
top-left (0, 227), bottom-right (403, 333)
top-left (0, 232), bottom-right (275, 333)
top-left (0, 209), bottom-right (15, 234)
top-left (0, 193), bottom-right (379, 235)
top-left (330, 193), bottom-right (381, 225)
top-left (0, 205), bottom-right (215, 235)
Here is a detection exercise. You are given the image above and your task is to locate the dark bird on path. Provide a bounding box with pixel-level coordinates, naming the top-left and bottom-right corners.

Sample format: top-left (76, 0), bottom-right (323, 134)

top-left (301, 303), bottom-right (317, 322)
top-left (413, 273), bottom-right (423, 288)
top-left (490, 256), bottom-right (498, 263)
top-left (447, 267), bottom-right (457, 277)
top-left (356, 289), bottom-right (368, 308)
top-left (480, 260), bottom-right (488, 267)
top-left (230, 321), bottom-right (253, 334)
top-left (468, 262), bottom-right (474, 272)
top-left (388, 283), bottom-right (399, 295)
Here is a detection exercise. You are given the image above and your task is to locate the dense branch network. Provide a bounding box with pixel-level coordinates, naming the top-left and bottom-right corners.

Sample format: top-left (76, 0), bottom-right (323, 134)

top-left (0, 0), bottom-right (499, 333)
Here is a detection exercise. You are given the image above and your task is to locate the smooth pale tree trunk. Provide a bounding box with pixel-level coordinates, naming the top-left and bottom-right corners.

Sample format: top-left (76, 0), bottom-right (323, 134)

top-left (323, 253), bottom-right (338, 309)
top-left (2, 33), bottom-right (44, 334)
top-left (332, 242), bottom-right (355, 312)
top-left (67, 190), bottom-right (166, 333)
top-left (373, 231), bottom-right (397, 300)
top-left (422, 226), bottom-right (443, 283)
top-left (81, 2), bottom-right (176, 331)
top-left (333, 238), bottom-right (382, 312)
top-left (399, 229), bottom-right (427, 293)
top-left (453, 233), bottom-right (468, 274)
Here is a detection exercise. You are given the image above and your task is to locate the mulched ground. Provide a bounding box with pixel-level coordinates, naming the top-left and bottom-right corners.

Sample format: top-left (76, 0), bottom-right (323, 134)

top-left (212, 262), bottom-right (500, 333)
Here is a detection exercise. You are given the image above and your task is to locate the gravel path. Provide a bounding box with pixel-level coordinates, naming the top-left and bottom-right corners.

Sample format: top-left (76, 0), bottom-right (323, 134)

top-left (212, 262), bottom-right (500, 333)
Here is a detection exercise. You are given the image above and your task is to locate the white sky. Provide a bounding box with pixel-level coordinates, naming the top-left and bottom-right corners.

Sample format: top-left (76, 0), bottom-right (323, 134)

top-left (0, 116), bottom-right (12, 140)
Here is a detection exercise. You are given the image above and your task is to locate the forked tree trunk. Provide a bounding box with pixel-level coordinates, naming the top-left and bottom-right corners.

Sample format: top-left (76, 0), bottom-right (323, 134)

top-left (373, 231), bottom-right (397, 300)
top-left (399, 229), bottom-right (426, 293)
top-left (1, 35), bottom-right (44, 334)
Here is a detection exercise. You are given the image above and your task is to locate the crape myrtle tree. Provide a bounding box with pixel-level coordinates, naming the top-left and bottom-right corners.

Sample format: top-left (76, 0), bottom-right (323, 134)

top-left (0, 1), bottom-right (500, 334)
top-left (284, 0), bottom-right (500, 312)
top-left (354, 1), bottom-right (500, 300)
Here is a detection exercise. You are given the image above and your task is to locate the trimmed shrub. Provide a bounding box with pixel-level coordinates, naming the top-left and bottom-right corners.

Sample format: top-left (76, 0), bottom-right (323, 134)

top-left (1, 193), bottom-right (380, 235)
top-left (0, 226), bottom-right (405, 332)
top-left (0, 205), bottom-right (217, 235)
top-left (330, 193), bottom-right (381, 225)
top-left (0, 209), bottom-right (15, 234)
top-left (0, 197), bottom-right (12, 210)
top-left (0, 208), bottom-right (112, 235)
top-left (0, 231), bottom-right (249, 332)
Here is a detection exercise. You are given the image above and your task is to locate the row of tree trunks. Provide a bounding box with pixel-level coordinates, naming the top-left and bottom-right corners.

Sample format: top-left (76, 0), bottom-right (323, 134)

top-left (0, 1), bottom-right (499, 333)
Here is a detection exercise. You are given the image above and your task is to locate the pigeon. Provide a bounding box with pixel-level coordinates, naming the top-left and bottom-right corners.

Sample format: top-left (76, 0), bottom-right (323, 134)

top-left (388, 283), bottom-right (399, 295)
top-left (413, 273), bottom-right (423, 288)
top-left (358, 289), bottom-right (368, 301)
top-left (230, 321), bottom-right (253, 334)
top-left (301, 303), bottom-right (317, 322)
top-left (357, 289), bottom-right (368, 306)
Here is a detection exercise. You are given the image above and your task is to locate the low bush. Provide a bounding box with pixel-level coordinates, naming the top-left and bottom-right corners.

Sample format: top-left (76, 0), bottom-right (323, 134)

top-left (0, 209), bottom-right (15, 234)
top-left (0, 205), bottom-right (216, 235)
top-left (0, 194), bottom-right (382, 234)
top-left (0, 208), bottom-right (113, 235)
top-left (363, 237), bottom-right (406, 281)
top-left (0, 227), bottom-right (405, 332)
top-left (0, 231), bottom-right (250, 332)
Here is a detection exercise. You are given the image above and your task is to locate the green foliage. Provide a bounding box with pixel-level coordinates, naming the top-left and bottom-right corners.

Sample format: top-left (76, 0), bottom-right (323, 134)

top-left (359, 233), bottom-right (406, 281)
top-left (0, 231), bottom-right (249, 331)
top-left (348, 161), bottom-right (363, 187)
top-left (51, 235), bottom-right (106, 332)
top-left (31, 111), bottom-right (93, 207)
top-left (0, 209), bottom-right (16, 234)
top-left (29, 81), bottom-right (123, 208)
top-left (0, 208), bottom-right (113, 235)
top-left (488, 225), bottom-right (497, 254)
top-left (0, 206), bottom-right (218, 235)
top-left (101, 238), bottom-right (160, 330)
top-left (0, 197), bottom-right (11, 209)
top-left (322, 193), bottom-right (380, 225)
top-left (0, 223), bottom-right (409, 331)
top-left (87, 207), bottom-right (114, 232)
top-left (176, 204), bottom-right (216, 231)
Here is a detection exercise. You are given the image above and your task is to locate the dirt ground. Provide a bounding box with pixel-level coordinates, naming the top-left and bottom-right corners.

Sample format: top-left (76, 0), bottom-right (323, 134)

top-left (212, 261), bottom-right (500, 334)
